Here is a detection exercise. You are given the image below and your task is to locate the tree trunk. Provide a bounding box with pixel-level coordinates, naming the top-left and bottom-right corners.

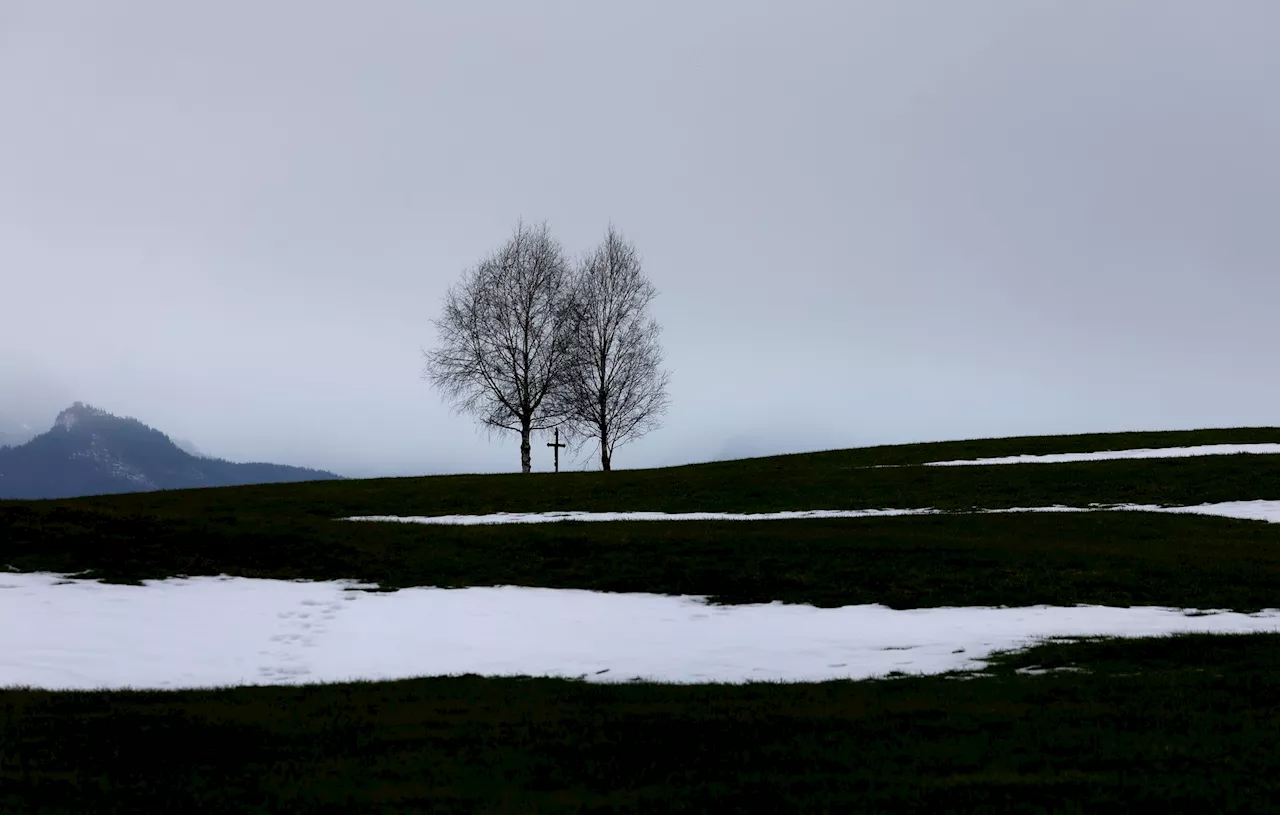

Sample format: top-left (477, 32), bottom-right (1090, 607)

top-left (600, 426), bottom-right (611, 472)
top-left (520, 422), bottom-right (532, 474)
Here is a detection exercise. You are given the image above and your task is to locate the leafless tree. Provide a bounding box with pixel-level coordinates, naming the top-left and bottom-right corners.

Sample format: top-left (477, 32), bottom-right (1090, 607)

top-left (423, 221), bottom-right (574, 473)
top-left (556, 225), bottom-right (670, 471)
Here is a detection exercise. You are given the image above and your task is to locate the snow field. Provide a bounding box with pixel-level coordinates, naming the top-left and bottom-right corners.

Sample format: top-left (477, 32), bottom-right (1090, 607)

top-left (2, 572), bottom-right (1276, 691)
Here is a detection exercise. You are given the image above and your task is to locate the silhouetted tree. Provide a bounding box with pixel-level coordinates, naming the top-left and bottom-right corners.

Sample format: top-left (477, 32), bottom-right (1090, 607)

top-left (555, 225), bottom-right (670, 471)
top-left (423, 221), bottom-right (574, 473)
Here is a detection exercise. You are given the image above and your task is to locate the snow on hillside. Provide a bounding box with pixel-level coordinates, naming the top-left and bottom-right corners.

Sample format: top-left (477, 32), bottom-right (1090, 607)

top-left (345, 500), bottom-right (1280, 526)
top-left (2, 572), bottom-right (1277, 691)
top-left (923, 443), bottom-right (1280, 466)
top-left (347, 508), bottom-right (943, 525)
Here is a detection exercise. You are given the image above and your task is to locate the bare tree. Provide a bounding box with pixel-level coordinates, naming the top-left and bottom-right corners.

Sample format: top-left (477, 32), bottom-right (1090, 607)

top-left (556, 225), bottom-right (670, 471)
top-left (423, 221), bottom-right (573, 473)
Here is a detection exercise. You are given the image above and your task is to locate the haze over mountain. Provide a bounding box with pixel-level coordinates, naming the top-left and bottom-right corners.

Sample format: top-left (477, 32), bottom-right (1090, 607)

top-left (0, 426), bottom-right (37, 450)
top-left (0, 403), bottom-right (341, 500)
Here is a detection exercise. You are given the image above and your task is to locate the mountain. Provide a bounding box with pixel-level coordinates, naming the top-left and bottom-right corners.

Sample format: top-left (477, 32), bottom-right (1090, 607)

top-left (0, 403), bottom-right (342, 500)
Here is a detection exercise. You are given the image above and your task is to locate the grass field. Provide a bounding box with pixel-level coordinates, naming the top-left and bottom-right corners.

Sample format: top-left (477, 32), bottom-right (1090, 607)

top-left (3, 427), bottom-right (1280, 812)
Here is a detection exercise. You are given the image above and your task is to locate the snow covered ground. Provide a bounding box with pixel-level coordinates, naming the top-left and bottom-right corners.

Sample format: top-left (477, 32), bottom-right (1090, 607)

top-left (987, 501), bottom-right (1280, 524)
top-left (2, 572), bottom-right (1277, 691)
top-left (345, 500), bottom-right (1280, 526)
top-left (347, 508), bottom-right (943, 525)
top-left (923, 443), bottom-right (1280, 467)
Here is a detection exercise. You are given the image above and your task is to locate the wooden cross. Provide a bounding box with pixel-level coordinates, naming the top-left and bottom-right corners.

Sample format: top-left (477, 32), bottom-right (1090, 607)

top-left (546, 427), bottom-right (567, 473)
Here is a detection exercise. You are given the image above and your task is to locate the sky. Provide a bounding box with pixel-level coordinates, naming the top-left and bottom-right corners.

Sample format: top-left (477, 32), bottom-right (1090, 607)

top-left (2, 1), bottom-right (1277, 477)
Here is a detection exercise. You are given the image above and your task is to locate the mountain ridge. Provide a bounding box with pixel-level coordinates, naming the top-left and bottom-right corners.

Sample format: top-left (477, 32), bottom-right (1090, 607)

top-left (0, 402), bottom-right (342, 499)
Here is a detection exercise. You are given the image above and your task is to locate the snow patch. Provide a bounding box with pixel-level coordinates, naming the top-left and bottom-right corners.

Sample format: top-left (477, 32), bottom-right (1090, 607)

top-left (69, 437), bottom-right (156, 488)
top-left (343, 501), bottom-right (1280, 526)
top-left (2, 573), bottom-right (1277, 690)
top-left (347, 508), bottom-right (942, 526)
top-left (923, 443), bottom-right (1280, 467)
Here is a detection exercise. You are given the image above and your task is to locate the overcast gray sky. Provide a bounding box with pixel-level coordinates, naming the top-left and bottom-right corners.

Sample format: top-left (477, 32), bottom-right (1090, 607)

top-left (2, 1), bottom-right (1277, 476)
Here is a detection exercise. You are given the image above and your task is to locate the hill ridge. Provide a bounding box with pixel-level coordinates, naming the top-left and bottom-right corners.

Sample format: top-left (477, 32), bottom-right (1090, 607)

top-left (0, 403), bottom-right (342, 499)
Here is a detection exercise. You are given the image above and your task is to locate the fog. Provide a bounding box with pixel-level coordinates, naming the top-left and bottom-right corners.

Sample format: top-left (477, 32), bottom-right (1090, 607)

top-left (3, 1), bottom-right (1277, 476)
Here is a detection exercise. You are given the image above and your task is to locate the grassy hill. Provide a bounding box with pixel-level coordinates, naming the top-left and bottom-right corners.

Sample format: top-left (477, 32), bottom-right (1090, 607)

top-left (3, 426), bottom-right (1280, 812)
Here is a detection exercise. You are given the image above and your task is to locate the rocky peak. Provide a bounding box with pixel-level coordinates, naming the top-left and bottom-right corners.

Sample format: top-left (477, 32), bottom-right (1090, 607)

top-left (54, 402), bottom-right (110, 432)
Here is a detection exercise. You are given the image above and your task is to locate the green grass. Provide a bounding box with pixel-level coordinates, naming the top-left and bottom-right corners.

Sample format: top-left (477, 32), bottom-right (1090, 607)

top-left (6, 509), bottom-right (1280, 611)
top-left (3, 633), bottom-right (1279, 813)
top-left (3, 426), bottom-right (1280, 812)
